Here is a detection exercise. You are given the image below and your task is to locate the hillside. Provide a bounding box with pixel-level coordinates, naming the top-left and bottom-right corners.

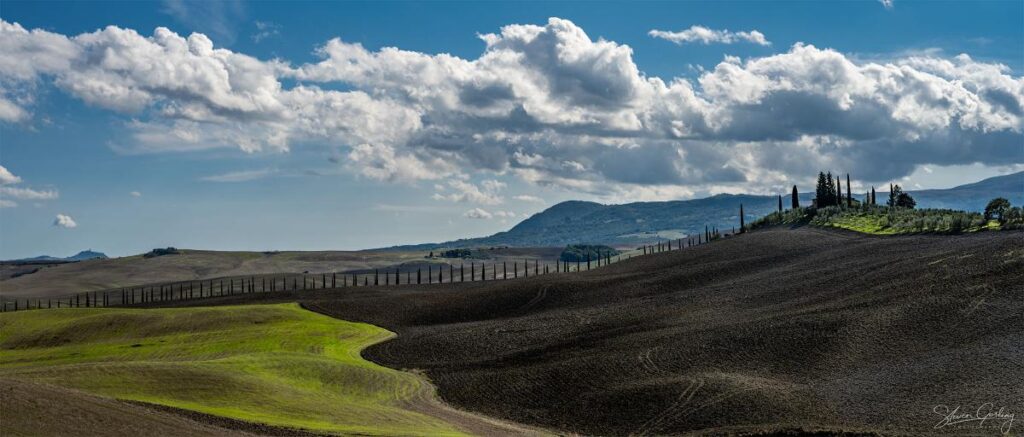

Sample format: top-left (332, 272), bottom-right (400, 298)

top-left (391, 171), bottom-right (1023, 249)
top-left (153, 227), bottom-right (1024, 435)
top-left (0, 247), bottom-right (561, 300)
top-left (0, 304), bottom-right (537, 436)
top-left (910, 170), bottom-right (1024, 210)
top-left (395, 194), bottom-right (781, 249)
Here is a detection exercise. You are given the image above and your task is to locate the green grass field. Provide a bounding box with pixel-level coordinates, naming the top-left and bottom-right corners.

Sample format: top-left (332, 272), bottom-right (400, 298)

top-left (0, 303), bottom-right (467, 436)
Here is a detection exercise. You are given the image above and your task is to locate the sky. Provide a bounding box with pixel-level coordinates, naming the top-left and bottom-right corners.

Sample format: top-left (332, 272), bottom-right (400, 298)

top-left (0, 0), bottom-right (1022, 258)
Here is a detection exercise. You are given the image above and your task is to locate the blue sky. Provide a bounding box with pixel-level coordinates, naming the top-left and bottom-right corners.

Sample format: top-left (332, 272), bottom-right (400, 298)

top-left (1, 0), bottom-right (1022, 258)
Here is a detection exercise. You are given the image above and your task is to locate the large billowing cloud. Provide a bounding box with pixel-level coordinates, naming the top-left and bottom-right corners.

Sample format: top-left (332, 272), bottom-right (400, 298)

top-left (1, 18), bottom-right (1021, 200)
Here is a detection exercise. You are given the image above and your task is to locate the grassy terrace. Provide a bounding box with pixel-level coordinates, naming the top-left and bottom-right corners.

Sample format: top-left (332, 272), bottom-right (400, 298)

top-left (0, 303), bottom-right (467, 436)
top-left (751, 204), bottom-right (1012, 235)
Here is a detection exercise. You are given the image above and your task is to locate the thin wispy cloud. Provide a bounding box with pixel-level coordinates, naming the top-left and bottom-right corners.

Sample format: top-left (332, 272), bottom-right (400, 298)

top-left (432, 180), bottom-right (506, 205)
top-left (879, 0), bottom-right (894, 10)
top-left (0, 186), bottom-right (58, 200)
top-left (649, 25), bottom-right (771, 46)
top-left (513, 195), bottom-right (544, 203)
top-left (160, 0), bottom-right (245, 45)
top-left (200, 168), bottom-right (277, 183)
top-left (373, 203), bottom-right (449, 213)
top-left (252, 21), bottom-right (281, 43)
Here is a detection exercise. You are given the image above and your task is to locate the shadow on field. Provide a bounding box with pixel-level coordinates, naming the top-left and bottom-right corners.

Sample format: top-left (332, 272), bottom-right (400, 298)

top-left (155, 227), bottom-right (1024, 435)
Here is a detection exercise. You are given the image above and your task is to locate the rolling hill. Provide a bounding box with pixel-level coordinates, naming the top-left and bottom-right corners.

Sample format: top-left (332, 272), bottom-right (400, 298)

top-left (397, 171), bottom-right (1024, 248)
top-left (909, 170), bottom-right (1024, 210)
top-left (0, 303), bottom-right (539, 436)
top-left (150, 227), bottom-right (1024, 435)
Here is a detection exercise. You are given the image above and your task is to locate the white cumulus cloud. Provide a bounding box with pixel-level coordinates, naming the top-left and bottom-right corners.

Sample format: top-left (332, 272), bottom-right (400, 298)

top-left (0, 18), bottom-right (1021, 201)
top-left (53, 213), bottom-right (77, 228)
top-left (0, 165), bottom-right (22, 184)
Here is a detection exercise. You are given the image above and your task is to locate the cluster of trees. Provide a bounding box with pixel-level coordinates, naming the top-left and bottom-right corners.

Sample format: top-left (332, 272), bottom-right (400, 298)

top-left (985, 198), bottom-right (1024, 228)
top-left (886, 184), bottom-right (916, 209)
top-left (751, 173), bottom-right (1019, 234)
top-left (814, 171), bottom-right (848, 207)
top-left (560, 244), bottom-right (620, 262)
top-left (143, 247), bottom-right (180, 258)
top-left (812, 171), bottom-right (916, 210)
top-left (427, 248), bottom-right (487, 259)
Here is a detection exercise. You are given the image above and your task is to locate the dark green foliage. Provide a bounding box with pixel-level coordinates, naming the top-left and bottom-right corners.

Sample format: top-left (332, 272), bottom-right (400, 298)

top-left (434, 248), bottom-right (489, 259)
top-left (846, 174), bottom-right (852, 207)
top-left (439, 248), bottom-right (472, 258)
top-left (887, 184), bottom-right (916, 209)
top-left (560, 244), bottom-right (620, 262)
top-left (739, 204), bottom-right (745, 233)
top-left (1004, 207), bottom-right (1024, 229)
top-left (896, 192), bottom-right (916, 209)
top-left (791, 185), bottom-right (799, 209)
top-left (836, 175), bottom-right (842, 205)
top-left (143, 247), bottom-right (180, 258)
top-left (816, 172), bottom-right (839, 207)
top-left (984, 197), bottom-right (1011, 222)
top-left (871, 187), bottom-right (876, 205)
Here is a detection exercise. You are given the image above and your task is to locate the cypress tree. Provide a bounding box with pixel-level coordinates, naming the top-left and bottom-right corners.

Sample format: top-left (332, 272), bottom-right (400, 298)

top-left (816, 172), bottom-right (828, 206)
top-left (739, 204), bottom-right (745, 233)
top-left (778, 195), bottom-right (782, 212)
top-left (792, 185), bottom-right (799, 209)
top-left (846, 173), bottom-right (852, 207)
top-left (871, 187), bottom-right (876, 205)
top-left (835, 175), bottom-right (842, 206)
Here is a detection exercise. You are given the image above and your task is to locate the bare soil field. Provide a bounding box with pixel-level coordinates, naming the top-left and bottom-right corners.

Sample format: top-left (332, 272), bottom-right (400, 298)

top-left (0, 378), bottom-right (260, 436)
top-left (0, 247), bottom-right (562, 301)
top-left (150, 227), bottom-right (1024, 435)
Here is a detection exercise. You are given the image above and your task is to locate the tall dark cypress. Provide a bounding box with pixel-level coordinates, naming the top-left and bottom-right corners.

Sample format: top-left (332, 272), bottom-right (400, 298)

top-left (835, 175), bottom-right (842, 207)
top-left (739, 204), bottom-right (745, 233)
top-left (778, 195), bottom-right (782, 212)
top-left (816, 172), bottom-right (827, 206)
top-left (846, 173), bottom-right (852, 207)
top-left (871, 187), bottom-right (876, 205)
top-left (792, 185), bottom-right (799, 209)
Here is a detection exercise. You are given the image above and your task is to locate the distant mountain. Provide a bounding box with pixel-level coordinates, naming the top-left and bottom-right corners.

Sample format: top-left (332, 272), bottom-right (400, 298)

top-left (392, 194), bottom-right (783, 249)
top-left (9, 250), bottom-right (108, 263)
top-left (909, 171), bottom-right (1023, 211)
top-left (387, 171), bottom-right (1023, 249)
top-left (65, 250), bottom-right (109, 261)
